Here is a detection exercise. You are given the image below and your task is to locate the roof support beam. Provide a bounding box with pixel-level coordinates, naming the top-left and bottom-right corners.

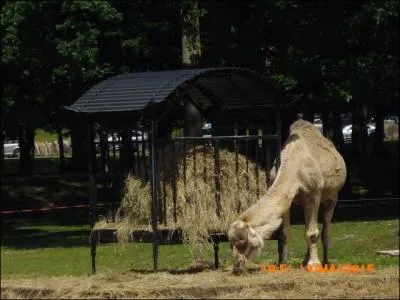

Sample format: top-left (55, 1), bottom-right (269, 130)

top-left (190, 81), bottom-right (225, 108)
top-left (225, 73), bottom-right (256, 109)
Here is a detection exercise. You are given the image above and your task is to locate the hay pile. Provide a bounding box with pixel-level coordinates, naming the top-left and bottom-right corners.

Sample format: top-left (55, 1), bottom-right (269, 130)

top-left (97, 146), bottom-right (268, 257)
top-left (384, 121), bottom-right (399, 140)
top-left (2, 267), bottom-right (399, 299)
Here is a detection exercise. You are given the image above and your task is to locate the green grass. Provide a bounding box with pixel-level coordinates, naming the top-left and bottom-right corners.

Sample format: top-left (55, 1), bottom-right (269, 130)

top-left (35, 128), bottom-right (69, 142)
top-left (35, 129), bottom-right (58, 142)
top-left (1, 219), bottom-right (398, 278)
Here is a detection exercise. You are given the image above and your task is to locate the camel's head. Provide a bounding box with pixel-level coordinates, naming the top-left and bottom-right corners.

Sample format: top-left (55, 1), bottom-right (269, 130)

top-left (228, 220), bottom-right (264, 274)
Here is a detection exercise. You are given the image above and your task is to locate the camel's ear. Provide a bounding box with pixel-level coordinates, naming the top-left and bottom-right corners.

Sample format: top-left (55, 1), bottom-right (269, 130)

top-left (234, 240), bottom-right (248, 253)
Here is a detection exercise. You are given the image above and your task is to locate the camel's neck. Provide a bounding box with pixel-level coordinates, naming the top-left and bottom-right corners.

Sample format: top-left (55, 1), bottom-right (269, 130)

top-left (265, 157), bottom-right (299, 216)
top-left (247, 144), bottom-right (300, 239)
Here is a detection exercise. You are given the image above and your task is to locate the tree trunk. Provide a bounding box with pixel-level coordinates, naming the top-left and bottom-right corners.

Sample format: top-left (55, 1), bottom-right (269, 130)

top-left (56, 124), bottom-right (66, 173)
top-left (18, 125), bottom-right (35, 176)
top-left (0, 129), bottom-right (4, 177)
top-left (184, 99), bottom-right (202, 137)
top-left (351, 101), bottom-right (368, 156)
top-left (322, 107), bottom-right (334, 140)
top-left (350, 101), bottom-right (359, 155)
top-left (69, 121), bottom-right (89, 172)
top-left (302, 93), bottom-right (315, 122)
top-left (181, 0), bottom-right (203, 138)
top-left (332, 107), bottom-right (345, 154)
top-left (373, 100), bottom-right (385, 156)
top-left (181, 0), bottom-right (202, 67)
top-left (360, 103), bottom-right (368, 156)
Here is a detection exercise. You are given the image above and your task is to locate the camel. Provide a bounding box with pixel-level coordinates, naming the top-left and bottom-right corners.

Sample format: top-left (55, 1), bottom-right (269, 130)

top-left (228, 119), bottom-right (347, 273)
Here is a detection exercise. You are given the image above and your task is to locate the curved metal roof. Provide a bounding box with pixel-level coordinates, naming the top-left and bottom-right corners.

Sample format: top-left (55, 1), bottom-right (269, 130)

top-left (65, 67), bottom-right (287, 114)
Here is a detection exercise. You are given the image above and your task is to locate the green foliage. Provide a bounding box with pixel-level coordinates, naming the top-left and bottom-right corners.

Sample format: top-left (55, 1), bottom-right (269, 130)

top-left (270, 74), bottom-right (298, 91)
top-left (54, 1), bottom-right (121, 83)
top-left (1, 0), bottom-right (398, 150)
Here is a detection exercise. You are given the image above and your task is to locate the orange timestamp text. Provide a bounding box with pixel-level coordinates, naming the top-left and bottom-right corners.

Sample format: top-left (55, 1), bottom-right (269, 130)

top-left (261, 263), bottom-right (375, 273)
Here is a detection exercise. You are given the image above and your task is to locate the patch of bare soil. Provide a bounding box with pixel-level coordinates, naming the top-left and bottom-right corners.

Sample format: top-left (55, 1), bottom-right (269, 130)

top-left (1, 266), bottom-right (399, 299)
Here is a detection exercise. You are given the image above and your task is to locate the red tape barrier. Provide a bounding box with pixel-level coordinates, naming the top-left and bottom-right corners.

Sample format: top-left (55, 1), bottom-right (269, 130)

top-left (0, 203), bottom-right (104, 215)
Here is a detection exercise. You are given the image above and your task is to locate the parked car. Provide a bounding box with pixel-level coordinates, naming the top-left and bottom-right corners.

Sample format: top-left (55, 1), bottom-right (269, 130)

top-left (342, 124), bottom-right (376, 143)
top-left (4, 138), bottom-right (20, 157)
top-left (95, 130), bottom-right (148, 153)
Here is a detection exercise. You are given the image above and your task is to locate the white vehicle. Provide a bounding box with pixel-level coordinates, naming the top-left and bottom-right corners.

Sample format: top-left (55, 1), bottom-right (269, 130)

top-left (342, 124), bottom-right (376, 143)
top-left (313, 118), bottom-right (323, 133)
top-left (202, 123), bottom-right (212, 137)
top-left (4, 138), bottom-right (20, 157)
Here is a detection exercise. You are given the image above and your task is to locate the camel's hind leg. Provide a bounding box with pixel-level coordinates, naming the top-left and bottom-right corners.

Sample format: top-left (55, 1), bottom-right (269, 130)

top-left (321, 196), bottom-right (338, 266)
top-left (303, 192), bottom-right (321, 266)
top-left (278, 210), bottom-right (290, 264)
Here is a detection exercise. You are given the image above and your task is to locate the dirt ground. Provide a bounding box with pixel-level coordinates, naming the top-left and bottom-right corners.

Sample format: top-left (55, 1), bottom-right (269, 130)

top-left (1, 266), bottom-right (398, 299)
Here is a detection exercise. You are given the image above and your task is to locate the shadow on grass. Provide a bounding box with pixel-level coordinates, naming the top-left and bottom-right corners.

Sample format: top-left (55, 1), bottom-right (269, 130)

top-left (127, 265), bottom-right (219, 275)
top-left (1, 210), bottom-right (91, 250)
top-left (1, 226), bottom-right (89, 249)
top-left (2, 202), bottom-right (397, 252)
top-left (1, 175), bottom-right (90, 211)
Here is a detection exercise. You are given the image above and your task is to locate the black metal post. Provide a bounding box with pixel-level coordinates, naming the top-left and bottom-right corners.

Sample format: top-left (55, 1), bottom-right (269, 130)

top-left (265, 142), bottom-right (272, 188)
top-left (213, 140), bottom-right (222, 217)
top-left (203, 141), bottom-right (207, 183)
top-left (150, 119), bottom-right (159, 271)
top-left (214, 241), bottom-right (220, 269)
top-left (193, 141), bottom-right (197, 190)
top-left (161, 145), bottom-right (167, 226)
top-left (172, 141), bottom-right (177, 223)
top-left (88, 122), bottom-right (97, 275)
top-left (245, 125), bottom-right (250, 191)
top-left (234, 125), bottom-right (240, 213)
top-left (255, 132), bottom-right (260, 198)
top-left (275, 107), bottom-right (283, 259)
top-left (213, 140), bottom-right (221, 270)
top-left (156, 146), bottom-right (162, 224)
top-left (275, 108), bottom-right (282, 168)
top-left (183, 141), bottom-right (187, 202)
top-left (142, 132), bottom-right (148, 180)
top-left (99, 129), bottom-right (109, 220)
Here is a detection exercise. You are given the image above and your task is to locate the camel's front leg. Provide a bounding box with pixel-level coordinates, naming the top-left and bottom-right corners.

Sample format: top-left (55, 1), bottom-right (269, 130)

top-left (278, 210), bottom-right (290, 264)
top-left (303, 193), bottom-right (321, 266)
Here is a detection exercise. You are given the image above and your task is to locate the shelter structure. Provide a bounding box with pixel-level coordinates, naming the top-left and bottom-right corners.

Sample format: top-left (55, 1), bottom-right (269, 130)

top-left (63, 67), bottom-right (296, 274)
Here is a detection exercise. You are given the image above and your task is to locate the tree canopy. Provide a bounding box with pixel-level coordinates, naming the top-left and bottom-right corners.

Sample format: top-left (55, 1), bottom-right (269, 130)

top-left (1, 0), bottom-right (399, 173)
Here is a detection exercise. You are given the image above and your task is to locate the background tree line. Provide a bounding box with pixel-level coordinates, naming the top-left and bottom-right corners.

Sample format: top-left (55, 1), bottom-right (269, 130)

top-left (1, 0), bottom-right (398, 175)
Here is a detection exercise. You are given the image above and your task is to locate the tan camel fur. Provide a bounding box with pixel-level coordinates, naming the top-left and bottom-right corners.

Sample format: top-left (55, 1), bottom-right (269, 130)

top-left (228, 119), bottom-right (347, 273)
